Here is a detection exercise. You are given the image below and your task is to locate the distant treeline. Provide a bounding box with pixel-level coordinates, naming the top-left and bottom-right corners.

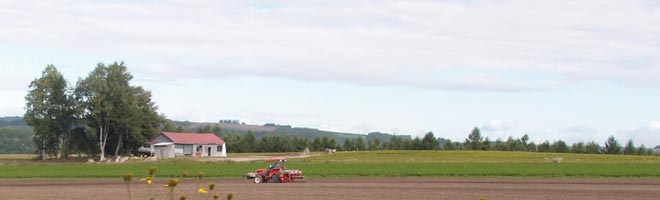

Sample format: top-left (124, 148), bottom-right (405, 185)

top-left (0, 126), bottom-right (34, 154)
top-left (2, 115), bottom-right (657, 156)
top-left (209, 127), bottom-right (656, 155)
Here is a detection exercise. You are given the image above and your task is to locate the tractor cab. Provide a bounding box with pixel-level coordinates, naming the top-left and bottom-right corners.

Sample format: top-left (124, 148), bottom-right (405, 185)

top-left (246, 158), bottom-right (304, 183)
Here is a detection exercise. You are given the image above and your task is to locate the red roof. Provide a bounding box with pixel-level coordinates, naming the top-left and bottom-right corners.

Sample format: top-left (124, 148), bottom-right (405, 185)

top-left (161, 132), bottom-right (225, 144)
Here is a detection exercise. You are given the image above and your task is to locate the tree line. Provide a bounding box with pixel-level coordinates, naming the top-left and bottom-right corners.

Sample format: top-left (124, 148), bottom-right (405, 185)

top-left (212, 127), bottom-right (655, 156)
top-left (24, 63), bottom-right (162, 161)
top-left (454, 127), bottom-right (654, 155)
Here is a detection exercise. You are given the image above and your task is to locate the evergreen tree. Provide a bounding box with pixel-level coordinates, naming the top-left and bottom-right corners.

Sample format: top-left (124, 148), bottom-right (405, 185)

top-left (355, 137), bottom-right (366, 151)
top-left (421, 132), bottom-right (440, 150)
top-left (603, 135), bottom-right (622, 154)
top-left (623, 139), bottom-right (635, 155)
top-left (551, 140), bottom-right (569, 153)
top-left (585, 141), bottom-right (601, 154)
top-left (465, 127), bottom-right (483, 150)
top-left (343, 138), bottom-right (354, 151)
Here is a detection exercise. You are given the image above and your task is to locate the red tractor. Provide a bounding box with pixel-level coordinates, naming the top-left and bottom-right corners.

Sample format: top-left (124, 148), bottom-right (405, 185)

top-left (246, 158), bottom-right (304, 183)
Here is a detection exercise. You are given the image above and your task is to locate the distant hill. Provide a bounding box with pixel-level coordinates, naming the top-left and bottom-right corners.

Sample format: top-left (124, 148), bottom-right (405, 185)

top-left (0, 116), bottom-right (409, 148)
top-left (172, 121), bottom-right (410, 144)
top-left (0, 117), bottom-right (34, 153)
top-left (0, 116), bottom-right (27, 127)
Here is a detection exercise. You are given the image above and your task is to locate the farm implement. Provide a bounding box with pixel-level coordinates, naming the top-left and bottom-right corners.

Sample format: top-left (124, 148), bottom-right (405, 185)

top-left (246, 158), bottom-right (305, 183)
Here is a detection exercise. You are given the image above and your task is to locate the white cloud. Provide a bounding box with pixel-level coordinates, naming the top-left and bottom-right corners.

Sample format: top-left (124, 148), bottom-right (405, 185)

top-left (615, 121), bottom-right (660, 147)
top-left (481, 119), bottom-right (510, 132)
top-left (649, 121), bottom-right (660, 130)
top-left (1, 1), bottom-right (660, 91)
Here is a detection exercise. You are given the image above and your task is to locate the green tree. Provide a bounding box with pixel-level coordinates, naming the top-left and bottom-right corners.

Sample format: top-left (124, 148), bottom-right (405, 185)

top-left (222, 134), bottom-right (242, 153)
top-left (465, 127), bottom-right (483, 150)
top-left (551, 140), bottom-right (569, 153)
top-left (527, 142), bottom-right (536, 152)
top-left (0, 126), bottom-right (36, 154)
top-left (24, 65), bottom-right (75, 159)
top-left (637, 144), bottom-right (649, 155)
top-left (321, 136), bottom-right (330, 149)
top-left (481, 137), bottom-right (492, 151)
top-left (75, 63), bottom-right (113, 161)
top-left (75, 62), bottom-right (161, 160)
top-left (421, 132), bottom-right (440, 150)
top-left (443, 139), bottom-right (456, 150)
top-left (537, 141), bottom-right (551, 152)
top-left (411, 137), bottom-right (423, 150)
top-left (240, 131), bottom-right (256, 152)
top-left (521, 134), bottom-right (529, 147)
top-left (312, 137), bottom-right (322, 151)
top-left (355, 137), bottom-right (366, 151)
top-left (372, 138), bottom-right (381, 150)
top-left (198, 124), bottom-right (211, 133)
top-left (212, 125), bottom-right (222, 136)
top-left (120, 87), bottom-right (162, 155)
top-left (162, 120), bottom-right (178, 132)
top-left (623, 139), bottom-right (635, 155)
top-left (343, 138), bottom-right (354, 151)
top-left (328, 137), bottom-right (337, 149)
top-left (585, 141), bottom-right (601, 154)
top-left (571, 142), bottom-right (586, 154)
top-left (603, 135), bottom-right (622, 154)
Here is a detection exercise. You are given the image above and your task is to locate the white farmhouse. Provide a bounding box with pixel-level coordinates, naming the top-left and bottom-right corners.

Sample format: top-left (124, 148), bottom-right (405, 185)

top-left (149, 132), bottom-right (226, 159)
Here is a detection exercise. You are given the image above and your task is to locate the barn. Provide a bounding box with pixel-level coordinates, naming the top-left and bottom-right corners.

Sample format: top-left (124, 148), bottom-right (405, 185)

top-left (149, 132), bottom-right (226, 158)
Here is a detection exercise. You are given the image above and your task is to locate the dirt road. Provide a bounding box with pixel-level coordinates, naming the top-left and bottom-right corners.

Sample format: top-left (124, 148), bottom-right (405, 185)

top-left (1, 177), bottom-right (659, 200)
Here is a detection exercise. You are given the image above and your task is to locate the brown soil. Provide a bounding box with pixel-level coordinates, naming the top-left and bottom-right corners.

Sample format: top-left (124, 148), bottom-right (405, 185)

top-left (1, 177), bottom-right (660, 200)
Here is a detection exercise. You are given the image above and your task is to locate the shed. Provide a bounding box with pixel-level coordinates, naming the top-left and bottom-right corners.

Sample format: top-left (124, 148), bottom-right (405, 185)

top-left (149, 132), bottom-right (226, 158)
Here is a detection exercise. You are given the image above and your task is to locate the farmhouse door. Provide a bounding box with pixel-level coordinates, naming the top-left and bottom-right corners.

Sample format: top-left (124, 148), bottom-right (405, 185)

top-left (207, 147), bottom-right (211, 156)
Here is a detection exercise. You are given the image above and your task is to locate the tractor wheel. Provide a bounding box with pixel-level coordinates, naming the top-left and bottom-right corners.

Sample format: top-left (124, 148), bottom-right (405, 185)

top-left (254, 176), bottom-right (263, 184)
top-left (272, 173), bottom-right (282, 183)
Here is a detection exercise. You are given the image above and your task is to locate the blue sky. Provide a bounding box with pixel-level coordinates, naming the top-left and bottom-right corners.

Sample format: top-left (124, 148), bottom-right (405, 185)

top-left (1, 0), bottom-right (659, 146)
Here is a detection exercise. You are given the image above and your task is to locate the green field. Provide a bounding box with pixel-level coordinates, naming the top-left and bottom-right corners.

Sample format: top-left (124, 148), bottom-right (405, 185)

top-left (1, 151), bottom-right (660, 178)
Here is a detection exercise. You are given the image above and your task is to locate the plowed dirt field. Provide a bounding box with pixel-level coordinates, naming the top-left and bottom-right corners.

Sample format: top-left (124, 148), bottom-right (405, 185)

top-left (1, 177), bottom-right (659, 199)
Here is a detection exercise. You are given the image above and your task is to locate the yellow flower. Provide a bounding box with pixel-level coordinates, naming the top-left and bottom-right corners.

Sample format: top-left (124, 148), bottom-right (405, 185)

top-left (213, 193), bottom-right (220, 200)
top-left (166, 178), bottom-right (180, 188)
top-left (209, 183), bottom-right (216, 190)
top-left (123, 173), bottom-right (133, 182)
top-left (180, 196), bottom-right (187, 200)
top-left (227, 192), bottom-right (234, 200)
top-left (198, 187), bottom-right (208, 194)
top-left (182, 171), bottom-right (189, 178)
top-left (141, 177), bottom-right (153, 185)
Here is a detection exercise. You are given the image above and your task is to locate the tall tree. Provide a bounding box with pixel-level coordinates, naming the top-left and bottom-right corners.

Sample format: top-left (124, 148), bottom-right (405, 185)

top-left (603, 136), bottom-right (622, 154)
top-left (537, 141), bottom-right (551, 152)
top-left (623, 139), bottom-right (636, 155)
top-left (74, 62), bottom-right (159, 160)
top-left (106, 64), bottom-right (138, 157)
top-left (465, 127), bottom-right (483, 150)
top-left (421, 132), bottom-right (440, 150)
top-left (24, 65), bottom-right (75, 159)
top-left (551, 140), bottom-right (569, 153)
top-left (240, 131), bottom-right (256, 152)
top-left (343, 138), bottom-right (354, 151)
top-left (120, 87), bottom-right (162, 155)
top-left (355, 137), bottom-right (366, 151)
top-left (370, 138), bottom-right (381, 150)
top-left (585, 141), bottom-right (601, 154)
top-left (76, 63), bottom-right (112, 161)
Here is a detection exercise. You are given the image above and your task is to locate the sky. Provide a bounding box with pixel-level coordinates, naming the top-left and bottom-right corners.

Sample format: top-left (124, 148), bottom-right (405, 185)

top-left (1, 0), bottom-right (659, 146)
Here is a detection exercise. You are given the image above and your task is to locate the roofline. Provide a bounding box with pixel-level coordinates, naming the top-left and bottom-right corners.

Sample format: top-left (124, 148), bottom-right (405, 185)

top-left (158, 132), bottom-right (226, 145)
